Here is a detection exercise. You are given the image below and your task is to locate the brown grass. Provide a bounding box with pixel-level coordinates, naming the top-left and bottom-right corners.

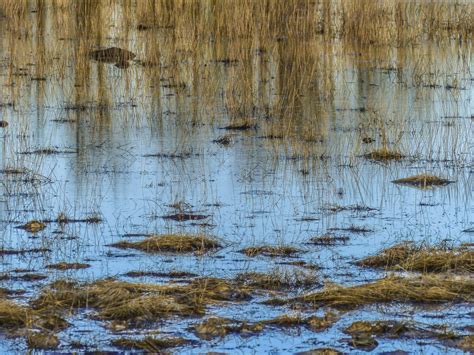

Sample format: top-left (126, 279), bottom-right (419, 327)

top-left (239, 246), bottom-right (301, 257)
top-left (392, 174), bottom-right (453, 188)
top-left (357, 243), bottom-right (473, 273)
top-left (278, 274), bottom-right (474, 309)
top-left (191, 317), bottom-right (263, 340)
top-left (112, 336), bottom-right (191, 352)
top-left (364, 148), bottom-right (404, 161)
top-left (46, 263), bottom-right (90, 270)
top-left (109, 234), bottom-right (221, 254)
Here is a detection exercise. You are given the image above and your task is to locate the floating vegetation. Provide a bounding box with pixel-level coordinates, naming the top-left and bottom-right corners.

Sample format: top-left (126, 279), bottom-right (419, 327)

top-left (364, 148), bottom-right (404, 161)
top-left (239, 245), bottom-right (301, 257)
top-left (89, 47), bottom-right (136, 69)
top-left (309, 235), bottom-right (350, 246)
top-left (46, 262), bottom-right (91, 270)
top-left (0, 273), bottom-right (47, 281)
top-left (392, 174), bottom-right (453, 188)
top-left (325, 205), bottom-right (375, 213)
top-left (124, 270), bottom-right (198, 279)
top-left (213, 134), bottom-right (234, 146)
top-left (109, 234), bottom-right (221, 254)
top-left (357, 243), bottom-right (473, 273)
top-left (295, 348), bottom-right (342, 355)
top-left (162, 213), bottom-right (209, 221)
top-left (0, 120), bottom-right (8, 128)
top-left (221, 118), bottom-right (257, 131)
top-left (328, 226), bottom-right (373, 233)
top-left (20, 148), bottom-right (77, 155)
top-left (112, 337), bottom-right (192, 352)
top-left (274, 275), bottom-right (473, 309)
top-left (16, 220), bottom-right (46, 233)
top-left (236, 268), bottom-right (318, 290)
top-left (262, 312), bottom-right (339, 333)
top-left (0, 248), bottom-right (51, 256)
top-left (191, 317), bottom-right (263, 340)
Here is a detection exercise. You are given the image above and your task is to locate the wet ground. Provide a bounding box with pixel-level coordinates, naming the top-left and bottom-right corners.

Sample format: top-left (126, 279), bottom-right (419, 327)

top-left (0, 1), bottom-right (473, 353)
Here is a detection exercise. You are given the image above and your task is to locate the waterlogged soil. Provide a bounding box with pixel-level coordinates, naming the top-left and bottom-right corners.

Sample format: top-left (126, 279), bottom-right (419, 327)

top-left (0, 6), bottom-right (473, 355)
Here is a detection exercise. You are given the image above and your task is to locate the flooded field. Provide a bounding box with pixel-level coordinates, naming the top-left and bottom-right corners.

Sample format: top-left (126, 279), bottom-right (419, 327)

top-left (0, 1), bottom-right (472, 353)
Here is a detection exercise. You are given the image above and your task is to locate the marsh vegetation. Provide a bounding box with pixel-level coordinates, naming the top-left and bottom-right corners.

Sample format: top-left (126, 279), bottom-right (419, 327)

top-left (0, 0), bottom-right (472, 352)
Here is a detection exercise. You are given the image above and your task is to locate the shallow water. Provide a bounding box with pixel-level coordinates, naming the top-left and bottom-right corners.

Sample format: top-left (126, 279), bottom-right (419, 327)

top-left (0, 2), bottom-right (473, 353)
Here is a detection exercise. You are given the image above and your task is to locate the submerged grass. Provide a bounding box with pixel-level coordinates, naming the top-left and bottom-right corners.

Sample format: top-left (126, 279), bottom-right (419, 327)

top-left (109, 234), bottom-right (221, 254)
top-left (112, 336), bottom-right (191, 352)
top-left (357, 243), bottom-right (473, 273)
top-left (236, 268), bottom-right (318, 290)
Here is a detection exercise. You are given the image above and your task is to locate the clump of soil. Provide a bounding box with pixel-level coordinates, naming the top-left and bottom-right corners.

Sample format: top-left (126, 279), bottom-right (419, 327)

top-left (108, 234), bottom-right (221, 254)
top-left (392, 174), bottom-right (453, 188)
top-left (357, 243), bottom-right (473, 273)
top-left (46, 262), bottom-right (91, 270)
top-left (236, 268), bottom-right (318, 290)
top-left (239, 245), bottom-right (301, 257)
top-left (273, 274), bottom-right (473, 309)
top-left (112, 336), bottom-right (191, 352)
top-left (364, 148), bottom-right (404, 161)
top-left (16, 220), bottom-right (46, 233)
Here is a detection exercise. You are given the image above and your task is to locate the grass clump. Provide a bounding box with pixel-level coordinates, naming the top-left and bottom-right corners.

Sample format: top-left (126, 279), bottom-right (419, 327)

top-left (221, 118), bottom-right (257, 131)
top-left (46, 262), bottom-right (90, 270)
top-left (357, 243), bottom-right (473, 273)
top-left (112, 336), bottom-right (191, 352)
top-left (279, 274), bottom-right (473, 310)
top-left (27, 332), bottom-right (59, 349)
top-left (0, 299), bottom-right (31, 330)
top-left (109, 234), bottom-right (221, 254)
top-left (364, 148), bottom-right (403, 161)
top-left (32, 277), bottom-right (251, 324)
top-left (239, 245), bottom-right (301, 257)
top-left (392, 174), bottom-right (453, 188)
top-left (16, 220), bottom-right (46, 233)
top-left (236, 268), bottom-right (318, 290)
top-left (310, 235), bottom-right (350, 246)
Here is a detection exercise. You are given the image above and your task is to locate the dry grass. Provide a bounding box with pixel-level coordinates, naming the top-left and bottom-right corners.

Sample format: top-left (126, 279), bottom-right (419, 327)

top-left (16, 220), bottom-right (46, 233)
top-left (357, 243), bottom-right (473, 273)
top-left (364, 148), bottom-right (404, 161)
top-left (112, 336), bottom-right (191, 352)
top-left (32, 277), bottom-right (251, 323)
top-left (109, 234), bottom-right (221, 254)
top-left (46, 263), bottom-right (90, 270)
top-left (0, 299), bottom-right (31, 330)
top-left (392, 174), bottom-right (453, 188)
top-left (239, 246), bottom-right (301, 257)
top-left (279, 274), bottom-right (474, 309)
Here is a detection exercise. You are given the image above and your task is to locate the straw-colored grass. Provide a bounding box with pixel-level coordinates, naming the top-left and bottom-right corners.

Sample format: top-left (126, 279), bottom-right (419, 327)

top-left (278, 274), bottom-right (473, 309)
top-left (240, 246), bottom-right (301, 257)
top-left (392, 174), bottom-right (453, 188)
top-left (109, 234), bottom-right (221, 254)
top-left (357, 243), bottom-right (473, 273)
